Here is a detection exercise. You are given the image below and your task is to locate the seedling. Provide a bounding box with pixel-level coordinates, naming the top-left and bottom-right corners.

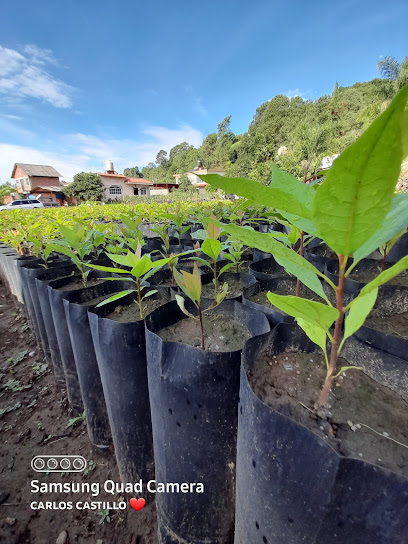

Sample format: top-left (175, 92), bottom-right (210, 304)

top-left (88, 241), bottom-right (174, 320)
top-left (98, 508), bottom-right (111, 524)
top-left (192, 214), bottom-right (229, 298)
top-left (223, 239), bottom-right (247, 273)
top-left (165, 205), bottom-right (191, 244)
top-left (51, 221), bottom-right (95, 287)
top-left (173, 263), bottom-right (228, 350)
top-left (66, 411), bottom-right (86, 429)
top-left (200, 84), bottom-right (408, 411)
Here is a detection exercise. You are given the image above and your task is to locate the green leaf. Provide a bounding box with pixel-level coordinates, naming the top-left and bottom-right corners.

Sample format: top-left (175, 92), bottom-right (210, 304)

top-left (199, 172), bottom-right (314, 220)
top-left (44, 245), bottom-right (53, 260)
top-left (142, 289), bottom-right (158, 300)
top-left (201, 238), bottom-right (222, 261)
top-left (96, 290), bottom-right (135, 307)
top-left (212, 221), bottom-right (328, 300)
top-left (359, 255), bottom-right (408, 296)
top-left (353, 193), bottom-right (408, 262)
top-left (59, 223), bottom-right (82, 250)
top-left (333, 365), bottom-right (362, 379)
top-left (270, 163), bottom-right (315, 213)
top-left (174, 267), bottom-right (201, 304)
top-left (219, 263), bottom-right (235, 275)
top-left (50, 243), bottom-right (75, 259)
top-left (312, 84), bottom-right (408, 256)
top-left (296, 318), bottom-right (328, 366)
top-left (267, 293), bottom-right (339, 330)
top-left (191, 257), bottom-right (212, 267)
top-left (175, 295), bottom-right (196, 319)
top-left (288, 225), bottom-right (301, 245)
top-left (342, 287), bottom-right (378, 346)
top-left (106, 252), bottom-right (133, 267)
top-left (86, 264), bottom-right (130, 274)
top-left (215, 283), bottom-right (228, 306)
top-left (402, 107), bottom-right (408, 159)
top-left (131, 255), bottom-right (153, 279)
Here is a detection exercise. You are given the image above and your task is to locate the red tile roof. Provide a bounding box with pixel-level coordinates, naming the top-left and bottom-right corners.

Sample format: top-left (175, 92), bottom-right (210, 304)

top-left (98, 173), bottom-right (126, 178)
top-left (125, 177), bottom-right (153, 185)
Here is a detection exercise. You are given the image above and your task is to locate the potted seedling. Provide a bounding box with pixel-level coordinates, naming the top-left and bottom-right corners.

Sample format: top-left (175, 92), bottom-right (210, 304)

top-left (173, 264), bottom-right (228, 349)
top-left (200, 84), bottom-right (408, 543)
top-left (86, 243), bottom-right (176, 484)
top-left (165, 205), bottom-right (191, 244)
top-left (88, 241), bottom-right (174, 320)
top-left (144, 268), bottom-right (269, 544)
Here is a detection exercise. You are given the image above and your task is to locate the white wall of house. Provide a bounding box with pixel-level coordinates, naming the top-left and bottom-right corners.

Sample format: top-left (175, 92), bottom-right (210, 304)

top-left (99, 175), bottom-right (150, 200)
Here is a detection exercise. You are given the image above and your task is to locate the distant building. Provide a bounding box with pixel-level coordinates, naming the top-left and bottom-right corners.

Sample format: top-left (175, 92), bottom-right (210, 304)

top-left (11, 163), bottom-right (65, 202)
top-left (173, 160), bottom-right (225, 192)
top-left (99, 160), bottom-right (153, 200)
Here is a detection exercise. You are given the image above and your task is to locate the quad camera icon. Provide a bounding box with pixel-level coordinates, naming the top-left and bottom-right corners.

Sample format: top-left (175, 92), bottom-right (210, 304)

top-left (31, 455), bottom-right (87, 473)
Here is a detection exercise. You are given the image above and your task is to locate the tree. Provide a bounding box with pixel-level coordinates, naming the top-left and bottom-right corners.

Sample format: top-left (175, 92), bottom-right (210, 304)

top-left (64, 172), bottom-right (104, 202)
top-left (155, 150), bottom-right (168, 167)
top-left (0, 183), bottom-right (13, 204)
top-left (123, 166), bottom-right (143, 178)
top-left (377, 56), bottom-right (401, 80)
top-left (178, 174), bottom-right (196, 193)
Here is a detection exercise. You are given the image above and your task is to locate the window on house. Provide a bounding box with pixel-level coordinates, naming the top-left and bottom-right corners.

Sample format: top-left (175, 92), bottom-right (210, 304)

top-left (109, 185), bottom-right (122, 195)
top-left (140, 188), bottom-right (147, 195)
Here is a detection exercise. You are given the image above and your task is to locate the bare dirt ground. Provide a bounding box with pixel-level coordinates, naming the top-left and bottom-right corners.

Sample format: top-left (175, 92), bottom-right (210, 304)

top-left (0, 280), bottom-right (158, 544)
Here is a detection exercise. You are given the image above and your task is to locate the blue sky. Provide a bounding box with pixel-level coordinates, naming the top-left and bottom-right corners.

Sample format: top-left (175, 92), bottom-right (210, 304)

top-left (0, 0), bottom-right (407, 182)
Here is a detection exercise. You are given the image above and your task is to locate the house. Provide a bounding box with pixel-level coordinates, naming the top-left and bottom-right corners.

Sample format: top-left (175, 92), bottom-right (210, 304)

top-left (173, 160), bottom-right (225, 193)
top-left (99, 160), bottom-right (153, 200)
top-left (11, 163), bottom-right (64, 202)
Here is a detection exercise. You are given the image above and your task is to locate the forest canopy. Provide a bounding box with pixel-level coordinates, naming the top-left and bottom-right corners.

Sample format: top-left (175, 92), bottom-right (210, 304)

top-left (132, 57), bottom-right (407, 186)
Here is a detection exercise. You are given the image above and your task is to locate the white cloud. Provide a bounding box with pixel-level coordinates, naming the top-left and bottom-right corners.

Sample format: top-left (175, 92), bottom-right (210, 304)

top-left (284, 88), bottom-right (306, 99)
top-left (67, 124), bottom-right (203, 172)
top-left (0, 143), bottom-right (93, 184)
top-left (3, 114), bottom-right (22, 120)
top-left (0, 123), bottom-right (204, 182)
top-left (0, 45), bottom-right (73, 108)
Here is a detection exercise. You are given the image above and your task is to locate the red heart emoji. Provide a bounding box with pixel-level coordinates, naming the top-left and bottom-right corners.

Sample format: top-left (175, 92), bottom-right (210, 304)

top-left (130, 497), bottom-right (146, 511)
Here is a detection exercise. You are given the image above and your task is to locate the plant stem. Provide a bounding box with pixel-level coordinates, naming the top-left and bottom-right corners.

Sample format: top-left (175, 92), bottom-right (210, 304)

top-left (198, 304), bottom-right (205, 350)
top-left (296, 231), bottom-right (305, 297)
top-left (136, 279), bottom-right (144, 320)
top-left (381, 248), bottom-right (387, 272)
top-left (214, 259), bottom-right (218, 295)
top-left (319, 254), bottom-right (345, 408)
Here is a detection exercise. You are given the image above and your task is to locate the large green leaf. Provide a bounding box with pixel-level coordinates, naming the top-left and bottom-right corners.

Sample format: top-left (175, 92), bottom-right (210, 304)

top-left (312, 84), bottom-right (408, 256)
top-left (353, 193), bottom-right (408, 262)
top-left (198, 173), bottom-right (314, 220)
top-left (270, 163), bottom-right (315, 212)
top-left (277, 211), bottom-right (319, 237)
top-left (211, 221), bottom-right (328, 300)
top-left (359, 255), bottom-right (408, 296)
top-left (267, 293), bottom-right (339, 330)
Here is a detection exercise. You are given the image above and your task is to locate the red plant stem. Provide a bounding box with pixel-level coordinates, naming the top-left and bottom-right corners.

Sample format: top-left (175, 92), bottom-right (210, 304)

top-left (296, 231), bottom-right (305, 297)
top-left (198, 304), bottom-right (205, 350)
top-left (381, 249), bottom-right (387, 272)
top-left (319, 254), bottom-right (345, 408)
